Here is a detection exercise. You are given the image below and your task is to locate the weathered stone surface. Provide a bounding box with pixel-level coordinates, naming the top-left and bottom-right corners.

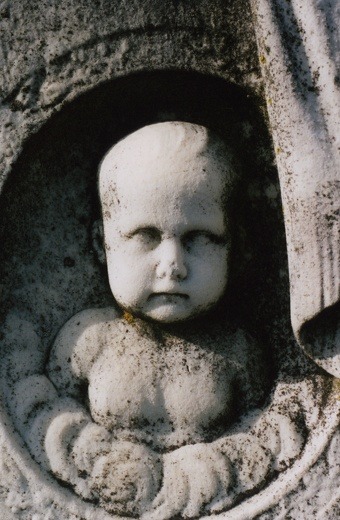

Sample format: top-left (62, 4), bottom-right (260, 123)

top-left (0, 0), bottom-right (260, 188)
top-left (252, 0), bottom-right (340, 379)
top-left (0, 1), bottom-right (339, 519)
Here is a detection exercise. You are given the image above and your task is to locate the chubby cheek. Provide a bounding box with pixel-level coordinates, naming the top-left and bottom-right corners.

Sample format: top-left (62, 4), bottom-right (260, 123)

top-left (190, 249), bottom-right (229, 303)
top-left (105, 248), bottom-right (153, 308)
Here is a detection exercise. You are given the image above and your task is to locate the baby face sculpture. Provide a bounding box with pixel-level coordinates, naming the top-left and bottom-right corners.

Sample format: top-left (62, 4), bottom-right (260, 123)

top-left (98, 122), bottom-right (237, 323)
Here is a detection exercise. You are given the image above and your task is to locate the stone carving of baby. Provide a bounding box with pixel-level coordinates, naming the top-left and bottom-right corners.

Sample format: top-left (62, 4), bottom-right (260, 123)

top-left (10, 122), bottom-right (304, 519)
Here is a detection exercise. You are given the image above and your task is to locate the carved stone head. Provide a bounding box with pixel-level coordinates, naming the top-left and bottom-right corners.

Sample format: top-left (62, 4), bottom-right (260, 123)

top-left (98, 121), bottom-right (238, 322)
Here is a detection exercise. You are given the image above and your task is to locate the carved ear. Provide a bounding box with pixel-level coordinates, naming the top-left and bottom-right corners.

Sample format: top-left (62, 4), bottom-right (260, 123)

top-left (92, 220), bottom-right (106, 265)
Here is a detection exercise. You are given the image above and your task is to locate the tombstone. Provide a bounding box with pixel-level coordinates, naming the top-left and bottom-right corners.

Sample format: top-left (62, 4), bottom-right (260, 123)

top-left (0, 1), bottom-right (338, 519)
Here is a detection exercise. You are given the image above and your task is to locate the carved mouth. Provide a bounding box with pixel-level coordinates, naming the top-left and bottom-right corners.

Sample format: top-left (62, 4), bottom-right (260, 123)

top-left (149, 292), bottom-right (189, 300)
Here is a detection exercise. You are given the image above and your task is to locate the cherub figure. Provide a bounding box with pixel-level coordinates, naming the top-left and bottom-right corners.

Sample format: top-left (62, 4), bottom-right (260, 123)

top-left (11, 122), bottom-right (305, 519)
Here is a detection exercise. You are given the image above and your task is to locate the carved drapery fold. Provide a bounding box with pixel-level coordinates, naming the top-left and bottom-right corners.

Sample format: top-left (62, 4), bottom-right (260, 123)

top-left (251, 0), bottom-right (340, 377)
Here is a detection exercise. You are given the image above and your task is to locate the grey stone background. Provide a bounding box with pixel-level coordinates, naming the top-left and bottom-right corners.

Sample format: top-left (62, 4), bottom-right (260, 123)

top-left (0, 1), bottom-right (338, 518)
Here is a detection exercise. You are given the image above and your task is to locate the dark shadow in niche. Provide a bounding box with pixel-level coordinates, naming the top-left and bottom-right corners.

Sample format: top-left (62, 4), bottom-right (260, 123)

top-left (0, 68), bottom-right (321, 517)
top-left (1, 71), bottom-right (290, 374)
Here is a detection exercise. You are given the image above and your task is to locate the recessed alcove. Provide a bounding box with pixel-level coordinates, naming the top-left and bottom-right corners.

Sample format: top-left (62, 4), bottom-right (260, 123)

top-left (0, 69), bottom-right (315, 518)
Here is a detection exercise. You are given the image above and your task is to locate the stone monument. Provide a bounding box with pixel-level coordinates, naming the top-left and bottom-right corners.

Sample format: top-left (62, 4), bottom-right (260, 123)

top-left (0, 1), bottom-right (338, 519)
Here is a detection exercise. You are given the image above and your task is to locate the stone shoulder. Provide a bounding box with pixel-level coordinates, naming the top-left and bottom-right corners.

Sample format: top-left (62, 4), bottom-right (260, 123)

top-left (47, 307), bottom-right (121, 397)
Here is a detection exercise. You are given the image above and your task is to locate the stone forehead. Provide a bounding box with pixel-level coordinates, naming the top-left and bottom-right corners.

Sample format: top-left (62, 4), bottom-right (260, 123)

top-left (98, 121), bottom-right (233, 192)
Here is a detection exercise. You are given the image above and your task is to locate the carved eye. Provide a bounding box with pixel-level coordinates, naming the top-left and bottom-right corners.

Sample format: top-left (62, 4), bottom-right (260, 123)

top-left (182, 231), bottom-right (225, 253)
top-left (129, 227), bottom-right (161, 248)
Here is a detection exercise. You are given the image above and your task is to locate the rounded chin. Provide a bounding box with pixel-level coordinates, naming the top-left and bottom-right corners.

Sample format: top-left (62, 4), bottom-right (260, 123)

top-left (144, 306), bottom-right (203, 324)
top-left (113, 295), bottom-right (224, 323)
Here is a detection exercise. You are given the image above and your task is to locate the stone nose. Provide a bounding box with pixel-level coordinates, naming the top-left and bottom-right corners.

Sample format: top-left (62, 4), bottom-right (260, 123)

top-left (155, 238), bottom-right (188, 281)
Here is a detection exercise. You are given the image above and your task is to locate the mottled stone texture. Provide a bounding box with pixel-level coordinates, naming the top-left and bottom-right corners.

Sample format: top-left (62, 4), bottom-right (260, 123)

top-left (0, 0), bottom-right (260, 188)
top-left (0, 1), bottom-right (339, 519)
top-left (252, 0), bottom-right (340, 379)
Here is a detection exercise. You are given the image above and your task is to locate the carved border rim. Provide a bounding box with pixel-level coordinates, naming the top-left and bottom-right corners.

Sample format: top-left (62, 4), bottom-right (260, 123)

top-left (0, 387), bottom-right (339, 519)
top-left (209, 387), bottom-right (340, 519)
top-left (0, 27), bottom-right (263, 195)
top-left (1, 31), bottom-right (336, 516)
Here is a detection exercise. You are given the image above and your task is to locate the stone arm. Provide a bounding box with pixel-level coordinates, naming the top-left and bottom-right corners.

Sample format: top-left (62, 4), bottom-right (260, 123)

top-left (10, 308), bottom-right (162, 514)
top-left (143, 377), bottom-right (319, 520)
top-left (10, 308), bottom-right (116, 499)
